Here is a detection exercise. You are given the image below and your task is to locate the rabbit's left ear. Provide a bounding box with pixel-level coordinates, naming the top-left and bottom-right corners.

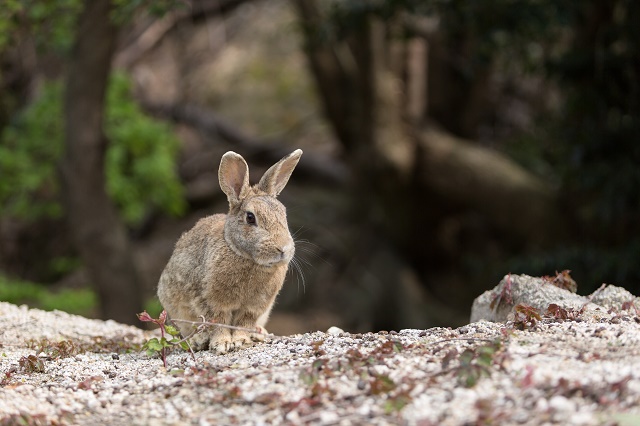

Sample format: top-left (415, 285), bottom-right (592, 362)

top-left (257, 149), bottom-right (303, 196)
top-left (219, 151), bottom-right (250, 205)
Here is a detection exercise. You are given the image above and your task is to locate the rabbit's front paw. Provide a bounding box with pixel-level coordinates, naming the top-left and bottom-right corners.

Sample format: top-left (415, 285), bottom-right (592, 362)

top-left (208, 328), bottom-right (234, 354)
top-left (251, 326), bottom-right (268, 342)
top-left (209, 335), bottom-right (233, 354)
top-left (189, 332), bottom-right (210, 352)
top-left (231, 331), bottom-right (252, 349)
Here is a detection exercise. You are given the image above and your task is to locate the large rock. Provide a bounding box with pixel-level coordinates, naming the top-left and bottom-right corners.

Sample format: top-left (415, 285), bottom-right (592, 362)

top-left (470, 274), bottom-right (639, 323)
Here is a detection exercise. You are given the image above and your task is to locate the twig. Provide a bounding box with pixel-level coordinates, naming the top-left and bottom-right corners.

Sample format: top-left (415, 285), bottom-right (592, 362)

top-left (587, 283), bottom-right (607, 303)
top-left (115, 0), bottom-right (256, 68)
top-left (579, 282), bottom-right (608, 312)
top-left (168, 321), bottom-right (198, 362)
top-left (170, 318), bottom-right (273, 337)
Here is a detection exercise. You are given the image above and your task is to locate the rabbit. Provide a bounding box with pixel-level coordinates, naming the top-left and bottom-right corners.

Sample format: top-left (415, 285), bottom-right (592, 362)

top-left (157, 149), bottom-right (302, 354)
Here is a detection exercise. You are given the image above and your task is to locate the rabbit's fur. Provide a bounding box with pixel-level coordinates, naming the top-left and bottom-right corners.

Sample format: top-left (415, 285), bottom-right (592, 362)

top-left (157, 149), bottom-right (302, 354)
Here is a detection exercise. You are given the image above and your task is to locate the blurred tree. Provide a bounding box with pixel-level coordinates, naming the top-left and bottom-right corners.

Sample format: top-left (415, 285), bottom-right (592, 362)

top-left (0, 75), bottom-right (184, 225)
top-left (517, 0), bottom-right (640, 286)
top-left (60, 0), bottom-right (144, 325)
top-left (291, 0), bottom-right (640, 328)
top-left (0, 0), bottom-right (187, 323)
top-left (293, 0), bottom-right (567, 329)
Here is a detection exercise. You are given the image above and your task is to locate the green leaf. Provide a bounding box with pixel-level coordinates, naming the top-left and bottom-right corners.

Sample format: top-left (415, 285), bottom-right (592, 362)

top-left (299, 370), bottom-right (318, 386)
top-left (144, 338), bottom-right (163, 352)
top-left (370, 374), bottom-right (396, 395)
top-left (1, 72), bottom-right (185, 225)
top-left (458, 349), bottom-right (475, 366)
top-left (165, 324), bottom-right (180, 337)
top-left (384, 393), bottom-right (411, 414)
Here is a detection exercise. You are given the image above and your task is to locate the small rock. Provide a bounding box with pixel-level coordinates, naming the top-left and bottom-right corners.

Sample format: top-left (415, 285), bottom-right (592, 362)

top-left (535, 398), bottom-right (549, 412)
top-left (319, 411), bottom-right (339, 423)
top-left (549, 395), bottom-right (576, 412)
top-left (326, 326), bottom-right (344, 336)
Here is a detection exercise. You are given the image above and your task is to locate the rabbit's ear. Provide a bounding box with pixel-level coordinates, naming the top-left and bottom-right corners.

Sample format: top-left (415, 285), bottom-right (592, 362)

top-left (257, 149), bottom-right (303, 196)
top-left (219, 151), bottom-right (250, 204)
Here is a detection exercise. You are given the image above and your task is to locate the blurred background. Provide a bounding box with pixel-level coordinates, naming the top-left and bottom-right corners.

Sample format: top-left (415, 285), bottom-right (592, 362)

top-left (0, 0), bottom-right (638, 334)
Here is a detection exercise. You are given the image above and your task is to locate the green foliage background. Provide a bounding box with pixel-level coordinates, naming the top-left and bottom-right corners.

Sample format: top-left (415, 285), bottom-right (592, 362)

top-left (0, 73), bottom-right (185, 225)
top-left (0, 273), bottom-right (96, 316)
top-left (0, 72), bottom-right (185, 314)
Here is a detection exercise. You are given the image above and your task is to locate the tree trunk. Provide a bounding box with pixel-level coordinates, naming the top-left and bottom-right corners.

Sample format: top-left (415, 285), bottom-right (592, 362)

top-left (61, 0), bottom-right (143, 325)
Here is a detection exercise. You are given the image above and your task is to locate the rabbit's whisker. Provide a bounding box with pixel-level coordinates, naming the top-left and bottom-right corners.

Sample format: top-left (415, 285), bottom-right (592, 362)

top-left (292, 226), bottom-right (306, 238)
top-left (295, 240), bottom-right (331, 266)
top-left (289, 257), bottom-right (306, 294)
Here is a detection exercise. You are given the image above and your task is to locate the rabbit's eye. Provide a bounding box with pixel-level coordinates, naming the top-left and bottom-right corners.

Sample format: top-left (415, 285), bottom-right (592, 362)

top-left (246, 211), bottom-right (256, 225)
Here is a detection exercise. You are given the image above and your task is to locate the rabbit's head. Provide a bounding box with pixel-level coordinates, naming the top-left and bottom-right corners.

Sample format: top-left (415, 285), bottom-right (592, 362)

top-left (218, 149), bottom-right (302, 267)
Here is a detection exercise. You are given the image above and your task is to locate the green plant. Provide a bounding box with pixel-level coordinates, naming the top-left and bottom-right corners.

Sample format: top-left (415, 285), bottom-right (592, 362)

top-left (137, 310), bottom-right (193, 368)
top-left (0, 82), bottom-right (63, 220)
top-left (0, 0), bottom-right (82, 53)
top-left (0, 73), bottom-right (185, 225)
top-left (39, 288), bottom-right (97, 315)
top-left (448, 340), bottom-right (503, 388)
top-left (384, 391), bottom-right (412, 415)
top-left (0, 274), bottom-right (97, 316)
top-left (0, 412), bottom-right (49, 426)
top-left (18, 354), bottom-right (45, 373)
top-left (0, 0), bottom-right (183, 54)
top-left (105, 73), bottom-right (185, 224)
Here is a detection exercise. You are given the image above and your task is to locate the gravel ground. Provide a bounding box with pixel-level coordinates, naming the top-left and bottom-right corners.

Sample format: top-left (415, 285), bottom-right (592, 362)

top-left (1, 292), bottom-right (640, 425)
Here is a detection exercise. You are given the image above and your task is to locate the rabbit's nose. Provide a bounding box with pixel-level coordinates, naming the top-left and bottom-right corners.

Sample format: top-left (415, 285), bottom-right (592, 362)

top-left (281, 243), bottom-right (294, 254)
top-left (279, 243), bottom-right (294, 260)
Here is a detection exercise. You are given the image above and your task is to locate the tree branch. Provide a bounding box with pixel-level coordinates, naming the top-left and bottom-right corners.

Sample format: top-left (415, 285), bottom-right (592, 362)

top-left (142, 101), bottom-right (349, 185)
top-left (115, 0), bottom-right (258, 69)
top-left (417, 124), bottom-right (565, 245)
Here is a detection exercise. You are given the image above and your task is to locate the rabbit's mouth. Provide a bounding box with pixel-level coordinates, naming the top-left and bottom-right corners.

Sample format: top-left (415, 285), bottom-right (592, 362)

top-left (259, 244), bottom-right (295, 267)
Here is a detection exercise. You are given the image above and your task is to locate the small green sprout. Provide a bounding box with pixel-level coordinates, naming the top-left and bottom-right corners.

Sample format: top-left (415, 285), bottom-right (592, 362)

top-left (137, 310), bottom-right (194, 368)
top-left (452, 340), bottom-right (503, 388)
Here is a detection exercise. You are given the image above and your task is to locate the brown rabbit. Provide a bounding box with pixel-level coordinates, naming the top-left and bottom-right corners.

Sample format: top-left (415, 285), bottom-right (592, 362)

top-left (157, 149), bottom-right (302, 353)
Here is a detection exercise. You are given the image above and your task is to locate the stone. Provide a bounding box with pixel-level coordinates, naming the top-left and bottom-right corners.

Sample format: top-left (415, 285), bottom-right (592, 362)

top-left (470, 274), bottom-right (593, 323)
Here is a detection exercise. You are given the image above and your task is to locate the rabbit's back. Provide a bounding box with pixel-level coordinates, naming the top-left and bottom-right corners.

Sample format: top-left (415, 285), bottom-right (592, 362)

top-left (157, 214), bottom-right (227, 321)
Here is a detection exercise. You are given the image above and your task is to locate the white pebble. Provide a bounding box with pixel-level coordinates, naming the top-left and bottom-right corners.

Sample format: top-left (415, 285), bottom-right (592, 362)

top-left (327, 326), bottom-right (344, 335)
top-left (548, 395), bottom-right (575, 412)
